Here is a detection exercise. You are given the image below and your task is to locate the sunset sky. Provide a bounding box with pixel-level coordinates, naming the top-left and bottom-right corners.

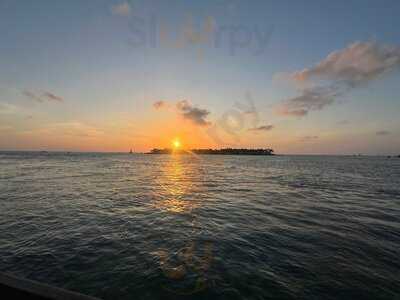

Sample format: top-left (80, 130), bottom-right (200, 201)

top-left (1, 0), bottom-right (400, 154)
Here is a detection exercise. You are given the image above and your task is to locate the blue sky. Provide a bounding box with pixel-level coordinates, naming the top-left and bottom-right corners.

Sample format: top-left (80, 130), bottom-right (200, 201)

top-left (0, 0), bottom-right (399, 154)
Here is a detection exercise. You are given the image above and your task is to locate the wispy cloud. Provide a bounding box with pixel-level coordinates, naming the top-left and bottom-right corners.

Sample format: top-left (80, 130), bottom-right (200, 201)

top-left (0, 102), bottom-right (19, 114)
top-left (22, 90), bottom-right (64, 103)
top-left (111, 2), bottom-right (131, 16)
top-left (42, 92), bottom-right (63, 102)
top-left (300, 135), bottom-right (319, 142)
top-left (22, 90), bottom-right (43, 103)
top-left (153, 100), bottom-right (168, 110)
top-left (376, 130), bottom-right (390, 136)
top-left (248, 125), bottom-right (274, 132)
top-left (276, 41), bottom-right (400, 117)
top-left (292, 41), bottom-right (400, 87)
top-left (0, 125), bottom-right (13, 132)
top-left (52, 122), bottom-right (103, 137)
top-left (176, 100), bottom-right (211, 126)
top-left (337, 120), bottom-right (349, 125)
top-left (22, 122), bottom-right (104, 138)
top-left (276, 86), bottom-right (337, 117)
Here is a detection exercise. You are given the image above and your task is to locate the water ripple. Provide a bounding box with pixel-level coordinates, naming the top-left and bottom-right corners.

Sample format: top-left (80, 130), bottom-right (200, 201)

top-left (0, 153), bottom-right (399, 299)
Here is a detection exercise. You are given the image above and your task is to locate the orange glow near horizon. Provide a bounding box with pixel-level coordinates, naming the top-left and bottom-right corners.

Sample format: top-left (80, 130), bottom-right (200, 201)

top-left (173, 138), bottom-right (182, 149)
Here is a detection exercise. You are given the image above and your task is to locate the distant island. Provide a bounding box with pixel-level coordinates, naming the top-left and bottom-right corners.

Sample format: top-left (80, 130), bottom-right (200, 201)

top-left (148, 148), bottom-right (275, 155)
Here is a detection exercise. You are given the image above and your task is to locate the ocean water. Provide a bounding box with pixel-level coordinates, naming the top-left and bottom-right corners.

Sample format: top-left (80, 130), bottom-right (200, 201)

top-left (0, 152), bottom-right (399, 300)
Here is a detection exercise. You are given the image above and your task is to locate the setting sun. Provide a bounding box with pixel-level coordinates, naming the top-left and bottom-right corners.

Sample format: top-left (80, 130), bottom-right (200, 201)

top-left (173, 139), bottom-right (181, 149)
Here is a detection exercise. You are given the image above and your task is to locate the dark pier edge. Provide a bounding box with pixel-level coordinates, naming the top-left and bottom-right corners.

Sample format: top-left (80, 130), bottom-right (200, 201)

top-left (0, 272), bottom-right (101, 300)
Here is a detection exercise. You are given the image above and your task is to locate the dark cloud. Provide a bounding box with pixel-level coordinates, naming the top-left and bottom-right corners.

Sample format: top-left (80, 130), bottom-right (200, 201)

top-left (153, 100), bottom-right (211, 126)
top-left (277, 41), bottom-right (400, 117)
top-left (23, 90), bottom-right (64, 103)
top-left (376, 130), bottom-right (390, 136)
top-left (248, 125), bottom-right (274, 132)
top-left (42, 92), bottom-right (63, 102)
top-left (176, 100), bottom-right (211, 126)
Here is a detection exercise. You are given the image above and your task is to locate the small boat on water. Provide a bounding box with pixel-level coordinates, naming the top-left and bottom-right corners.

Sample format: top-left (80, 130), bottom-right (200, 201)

top-left (129, 149), bottom-right (133, 154)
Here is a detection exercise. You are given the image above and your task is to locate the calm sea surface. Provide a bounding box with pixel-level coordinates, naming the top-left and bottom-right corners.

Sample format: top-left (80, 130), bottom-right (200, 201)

top-left (0, 152), bottom-right (399, 299)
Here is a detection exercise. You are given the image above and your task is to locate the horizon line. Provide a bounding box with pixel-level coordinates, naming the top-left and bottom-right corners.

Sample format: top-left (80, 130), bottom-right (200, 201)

top-left (0, 149), bottom-right (398, 157)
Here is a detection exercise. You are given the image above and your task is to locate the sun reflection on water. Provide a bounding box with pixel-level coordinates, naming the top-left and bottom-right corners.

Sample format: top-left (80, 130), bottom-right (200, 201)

top-left (152, 155), bottom-right (214, 295)
top-left (154, 155), bottom-right (197, 214)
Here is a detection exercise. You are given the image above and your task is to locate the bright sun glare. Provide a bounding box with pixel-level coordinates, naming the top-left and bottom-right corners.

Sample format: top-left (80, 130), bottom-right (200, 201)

top-left (173, 139), bottom-right (181, 149)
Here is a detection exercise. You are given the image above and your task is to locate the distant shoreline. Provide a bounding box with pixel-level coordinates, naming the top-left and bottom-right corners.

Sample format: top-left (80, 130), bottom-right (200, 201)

top-left (147, 148), bottom-right (275, 155)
